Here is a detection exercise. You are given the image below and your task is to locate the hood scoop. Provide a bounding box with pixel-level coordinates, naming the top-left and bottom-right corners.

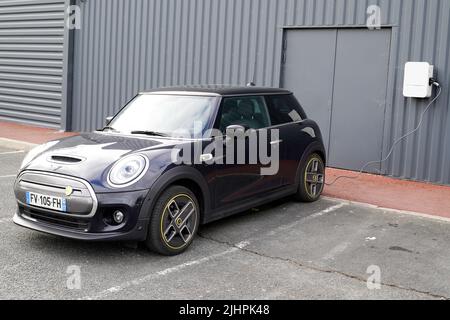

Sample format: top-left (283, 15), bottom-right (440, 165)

top-left (49, 155), bottom-right (85, 164)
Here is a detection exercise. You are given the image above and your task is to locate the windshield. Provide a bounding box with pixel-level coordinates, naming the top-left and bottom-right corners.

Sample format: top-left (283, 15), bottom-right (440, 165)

top-left (108, 94), bottom-right (219, 138)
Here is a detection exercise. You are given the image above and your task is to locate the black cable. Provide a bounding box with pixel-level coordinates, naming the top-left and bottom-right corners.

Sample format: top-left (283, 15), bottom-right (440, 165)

top-left (326, 84), bottom-right (442, 186)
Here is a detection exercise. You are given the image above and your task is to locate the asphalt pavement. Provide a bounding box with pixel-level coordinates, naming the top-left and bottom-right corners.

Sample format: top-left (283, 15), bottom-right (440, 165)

top-left (0, 146), bottom-right (449, 300)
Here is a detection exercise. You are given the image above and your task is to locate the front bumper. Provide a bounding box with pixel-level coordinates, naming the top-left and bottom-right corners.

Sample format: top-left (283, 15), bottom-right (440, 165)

top-left (14, 170), bottom-right (150, 241)
top-left (13, 213), bottom-right (148, 241)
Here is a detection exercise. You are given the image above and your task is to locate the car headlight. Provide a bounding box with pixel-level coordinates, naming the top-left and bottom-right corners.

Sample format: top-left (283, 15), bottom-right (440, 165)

top-left (20, 141), bottom-right (59, 170)
top-left (108, 154), bottom-right (149, 188)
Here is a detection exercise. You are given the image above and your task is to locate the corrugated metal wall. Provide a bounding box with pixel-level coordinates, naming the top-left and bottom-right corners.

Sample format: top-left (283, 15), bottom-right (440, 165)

top-left (72, 0), bottom-right (450, 185)
top-left (0, 0), bottom-right (68, 129)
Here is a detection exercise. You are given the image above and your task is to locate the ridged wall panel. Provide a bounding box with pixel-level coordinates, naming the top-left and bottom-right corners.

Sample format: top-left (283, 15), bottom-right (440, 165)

top-left (69, 0), bottom-right (450, 184)
top-left (0, 0), bottom-right (68, 128)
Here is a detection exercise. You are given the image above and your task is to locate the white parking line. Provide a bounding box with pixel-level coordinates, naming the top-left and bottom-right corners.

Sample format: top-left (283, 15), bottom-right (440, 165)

top-left (0, 175), bottom-right (16, 179)
top-left (307, 203), bottom-right (347, 220)
top-left (83, 203), bottom-right (347, 300)
top-left (0, 218), bottom-right (13, 224)
top-left (268, 203), bottom-right (348, 236)
top-left (323, 241), bottom-right (351, 261)
top-left (0, 151), bottom-right (25, 156)
top-left (83, 242), bottom-right (249, 300)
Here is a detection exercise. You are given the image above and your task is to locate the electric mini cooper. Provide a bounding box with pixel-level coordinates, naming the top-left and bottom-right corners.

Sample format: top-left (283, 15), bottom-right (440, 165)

top-left (14, 86), bottom-right (326, 256)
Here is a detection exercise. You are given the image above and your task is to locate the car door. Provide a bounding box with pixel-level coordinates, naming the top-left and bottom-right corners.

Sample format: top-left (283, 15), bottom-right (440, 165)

top-left (207, 96), bottom-right (281, 210)
top-left (266, 94), bottom-right (311, 187)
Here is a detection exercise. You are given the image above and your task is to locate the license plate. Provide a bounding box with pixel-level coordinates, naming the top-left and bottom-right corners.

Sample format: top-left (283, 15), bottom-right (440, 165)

top-left (26, 192), bottom-right (67, 212)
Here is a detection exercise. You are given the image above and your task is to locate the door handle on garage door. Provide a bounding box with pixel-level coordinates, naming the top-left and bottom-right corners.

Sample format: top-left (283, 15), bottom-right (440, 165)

top-left (270, 140), bottom-right (283, 145)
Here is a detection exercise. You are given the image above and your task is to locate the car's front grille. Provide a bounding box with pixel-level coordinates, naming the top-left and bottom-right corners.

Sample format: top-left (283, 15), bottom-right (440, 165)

top-left (15, 171), bottom-right (98, 218)
top-left (21, 206), bottom-right (90, 232)
top-left (20, 179), bottom-right (83, 196)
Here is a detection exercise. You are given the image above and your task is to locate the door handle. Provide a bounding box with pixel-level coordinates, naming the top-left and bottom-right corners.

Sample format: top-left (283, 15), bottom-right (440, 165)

top-left (270, 140), bottom-right (283, 145)
top-left (200, 154), bottom-right (214, 162)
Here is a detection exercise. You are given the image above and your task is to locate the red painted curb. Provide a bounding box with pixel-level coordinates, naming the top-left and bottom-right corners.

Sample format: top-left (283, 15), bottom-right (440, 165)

top-left (324, 168), bottom-right (450, 219)
top-left (0, 121), bottom-right (76, 145)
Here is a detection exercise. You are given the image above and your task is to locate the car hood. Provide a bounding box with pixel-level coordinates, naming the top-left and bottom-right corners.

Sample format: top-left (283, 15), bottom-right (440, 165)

top-left (21, 132), bottom-right (185, 192)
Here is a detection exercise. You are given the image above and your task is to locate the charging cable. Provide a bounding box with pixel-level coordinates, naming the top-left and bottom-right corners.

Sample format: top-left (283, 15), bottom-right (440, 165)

top-left (326, 82), bottom-right (442, 186)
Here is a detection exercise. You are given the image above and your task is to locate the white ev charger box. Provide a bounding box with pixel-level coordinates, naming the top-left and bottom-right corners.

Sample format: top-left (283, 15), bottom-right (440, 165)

top-left (403, 62), bottom-right (434, 98)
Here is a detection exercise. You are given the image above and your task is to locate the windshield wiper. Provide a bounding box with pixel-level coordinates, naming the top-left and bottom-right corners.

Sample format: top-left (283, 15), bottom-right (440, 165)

top-left (131, 130), bottom-right (169, 137)
top-left (102, 126), bottom-right (119, 132)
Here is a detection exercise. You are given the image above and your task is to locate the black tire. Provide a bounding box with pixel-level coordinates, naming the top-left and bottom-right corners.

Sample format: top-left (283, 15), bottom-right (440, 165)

top-left (296, 153), bottom-right (326, 203)
top-left (145, 186), bottom-right (200, 256)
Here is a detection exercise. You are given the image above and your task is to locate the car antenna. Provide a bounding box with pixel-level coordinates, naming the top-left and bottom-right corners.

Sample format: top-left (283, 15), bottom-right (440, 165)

top-left (247, 49), bottom-right (258, 87)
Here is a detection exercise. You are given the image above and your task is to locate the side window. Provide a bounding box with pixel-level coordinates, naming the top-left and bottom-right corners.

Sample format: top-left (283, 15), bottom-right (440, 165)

top-left (218, 96), bottom-right (271, 132)
top-left (267, 95), bottom-right (307, 126)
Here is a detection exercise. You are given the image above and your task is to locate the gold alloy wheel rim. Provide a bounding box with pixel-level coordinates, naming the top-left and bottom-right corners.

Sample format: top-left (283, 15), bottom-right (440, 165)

top-left (304, 157), bottom-right (325, 198)
top-left (160, 194), bottom-right (197, 250)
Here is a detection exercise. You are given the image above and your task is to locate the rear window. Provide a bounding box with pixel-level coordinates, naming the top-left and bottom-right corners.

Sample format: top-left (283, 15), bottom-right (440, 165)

top-left (267, 95), bottom-right (307, 126)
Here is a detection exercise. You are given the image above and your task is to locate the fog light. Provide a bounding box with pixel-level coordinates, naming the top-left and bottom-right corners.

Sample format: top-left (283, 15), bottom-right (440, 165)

top-left (113, 211), bottom-right (125, 224)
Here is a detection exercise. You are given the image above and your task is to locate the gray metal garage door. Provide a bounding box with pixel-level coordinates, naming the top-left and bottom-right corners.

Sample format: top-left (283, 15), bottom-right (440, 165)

top-left (282, 28), bottom-right (391, 172)
top-left (0, 0), bottom-right (68, 129)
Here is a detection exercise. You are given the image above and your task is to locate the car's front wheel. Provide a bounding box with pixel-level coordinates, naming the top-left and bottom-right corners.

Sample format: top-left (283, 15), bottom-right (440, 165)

top-left (146, 186), bottom-right (200, 256)
top-left (296, 153), bottom-right (326, 202)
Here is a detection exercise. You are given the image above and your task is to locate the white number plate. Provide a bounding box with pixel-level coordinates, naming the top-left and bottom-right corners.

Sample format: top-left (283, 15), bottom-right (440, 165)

top-left (26, 192), bottom-right (67, 212)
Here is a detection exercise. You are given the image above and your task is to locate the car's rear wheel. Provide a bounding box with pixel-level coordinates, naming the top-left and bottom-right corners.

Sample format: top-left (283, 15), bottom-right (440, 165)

top-left (146, 186), bottom-right (200, 256)
top-left (296, 153), bottom-right (325, 202)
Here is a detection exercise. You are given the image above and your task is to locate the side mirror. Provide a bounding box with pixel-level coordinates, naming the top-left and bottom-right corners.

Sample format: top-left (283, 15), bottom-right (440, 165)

top-left (226, 125), bottom-right (246, 139)
top-left (105, 116), bottom-right (113, 125)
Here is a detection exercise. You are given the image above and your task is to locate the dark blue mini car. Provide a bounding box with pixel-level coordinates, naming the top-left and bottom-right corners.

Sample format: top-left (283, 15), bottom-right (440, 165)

top-left (14, 86), bottom-right (326, 255)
